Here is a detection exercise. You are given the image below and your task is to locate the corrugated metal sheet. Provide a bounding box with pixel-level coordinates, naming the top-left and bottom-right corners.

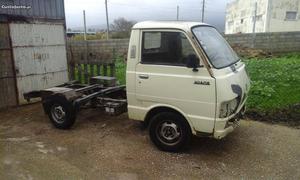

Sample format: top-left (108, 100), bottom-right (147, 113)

top-left (0, 23), bottom-right (18, 109)
top-left (10, 22), bottom-right (69, 104)
top-left (0, 0), bottom-right (65, 20)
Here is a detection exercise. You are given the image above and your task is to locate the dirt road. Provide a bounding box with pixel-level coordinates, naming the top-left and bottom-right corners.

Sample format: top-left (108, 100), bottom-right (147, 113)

top-left (0, 103), bottom-right (299, 180)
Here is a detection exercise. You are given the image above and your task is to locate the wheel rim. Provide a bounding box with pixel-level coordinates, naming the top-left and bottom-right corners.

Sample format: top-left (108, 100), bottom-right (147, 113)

top-left (156, 120), bottom-right (182, 145)
top-left (50, 104), bottom-right (66, 124)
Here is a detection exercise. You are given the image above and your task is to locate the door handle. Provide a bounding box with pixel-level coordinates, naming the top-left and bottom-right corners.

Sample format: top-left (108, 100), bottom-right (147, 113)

top-left (138, 74), bottom-right (149, 79)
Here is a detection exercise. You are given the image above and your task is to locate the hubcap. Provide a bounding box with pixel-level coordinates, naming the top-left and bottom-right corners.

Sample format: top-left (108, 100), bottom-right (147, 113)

top-left (157, 121), bottom-right (181, 144)
top-left (51, 105), bottom-right (66, 123)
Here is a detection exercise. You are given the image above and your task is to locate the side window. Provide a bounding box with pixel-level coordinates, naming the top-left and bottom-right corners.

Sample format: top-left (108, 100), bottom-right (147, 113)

top-left (142, 31), bottom-right (197, 66)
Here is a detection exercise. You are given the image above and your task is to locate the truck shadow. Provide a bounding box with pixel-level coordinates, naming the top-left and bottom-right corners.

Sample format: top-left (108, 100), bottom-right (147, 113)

top-left (79, 109), bottom-right (245, 157)
top-left (186, 129), bottom-right (245, 158)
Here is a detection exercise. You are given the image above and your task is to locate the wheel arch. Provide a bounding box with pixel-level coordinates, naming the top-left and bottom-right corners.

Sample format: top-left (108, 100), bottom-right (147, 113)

top-left (42, 94), bottom-right (70, 114)
top-left (144, 105), bottom-right (195, 134)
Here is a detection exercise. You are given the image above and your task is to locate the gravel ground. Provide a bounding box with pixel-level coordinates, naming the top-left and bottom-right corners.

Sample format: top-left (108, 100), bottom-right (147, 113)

top-left (0, 103), bottom-right (299, 180)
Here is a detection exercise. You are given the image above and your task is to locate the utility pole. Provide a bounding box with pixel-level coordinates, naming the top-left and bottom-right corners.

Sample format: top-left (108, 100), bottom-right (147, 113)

top-left (105, 0), bottom-right (110, 40)
top-left (251, 2), bottom-right (258, 48)
top-left (201, 0), bottom-right (205, 22)
top-left (252, 2), bottom-right (257, 33)
top-left (176, 5), bottom-right (179, 20)
top-left (83, 10), bottom-right (88, 82)
top-left (265, 0), bottom-right (272, 32)
top-left (83, 10), bottom-right (87, 41)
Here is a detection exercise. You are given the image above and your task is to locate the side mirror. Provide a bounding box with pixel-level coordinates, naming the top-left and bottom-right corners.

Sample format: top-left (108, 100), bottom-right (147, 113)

top-left (186, 54), bottom-right (200, 72)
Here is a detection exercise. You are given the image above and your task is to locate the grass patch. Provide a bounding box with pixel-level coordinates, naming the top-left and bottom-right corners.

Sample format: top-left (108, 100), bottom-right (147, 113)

top-left (244, 53), bottom-right (300, 112)
top-left (115, 56), bottom-right (126, 85)
top-left (72, 55), bottom-right (126, 85)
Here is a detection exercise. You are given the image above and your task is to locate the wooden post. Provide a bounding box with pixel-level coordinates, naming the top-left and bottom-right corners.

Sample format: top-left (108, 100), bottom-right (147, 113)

top-left (93, 63), bottom-right (98, 76)
top-left (103, 64), bottom-right (108, 76)
top-left (92, 64), bottom-right (95, 76)
top-left (111, 48), bottom-right (116, 77)
top-left (77, 64), bottom-right (82, 83)
top-left (84, 64), bottom-right (88, 84)
top-left (97, 65), bottom-right (101, 76)
top-left (68, 46), bottom-right (75, 80)
top-left (110, 63), bottom-right (115, 77)
top-left (69, 64), bottom-right (75, 80)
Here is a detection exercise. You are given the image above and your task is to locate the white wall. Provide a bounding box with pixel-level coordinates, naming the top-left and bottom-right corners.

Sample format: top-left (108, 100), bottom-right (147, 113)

top-left (225, 0), bottom-right (268, 34)
top-left (267, 0), bottom-right (300, 32)
top-left (225, 0), bottom-right (300, 34)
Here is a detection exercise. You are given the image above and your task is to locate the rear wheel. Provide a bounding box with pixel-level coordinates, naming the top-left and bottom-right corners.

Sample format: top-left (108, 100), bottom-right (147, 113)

top-left (149, 112), bottom-right (191, 152)
top-left (46, 96), bottom-right (76, 129)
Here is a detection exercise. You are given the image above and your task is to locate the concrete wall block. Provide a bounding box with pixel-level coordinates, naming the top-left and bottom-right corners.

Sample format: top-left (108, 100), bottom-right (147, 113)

top-left (68, 32), bottom-right (300, 56)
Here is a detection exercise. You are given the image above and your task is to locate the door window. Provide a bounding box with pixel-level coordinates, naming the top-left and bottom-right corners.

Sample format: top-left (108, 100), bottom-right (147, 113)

top-left (142, 31), bottom-right (197, 66)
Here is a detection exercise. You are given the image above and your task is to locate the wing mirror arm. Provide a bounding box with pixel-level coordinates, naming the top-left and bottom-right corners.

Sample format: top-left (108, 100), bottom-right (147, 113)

top-left (192, 67), bottom-right (199, 72)
top-left (186, 54), bottom-right (202, 72)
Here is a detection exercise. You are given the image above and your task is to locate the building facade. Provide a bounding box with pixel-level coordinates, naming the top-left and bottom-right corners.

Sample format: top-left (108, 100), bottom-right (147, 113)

top-left (225, 0), bottom-right (300, 34)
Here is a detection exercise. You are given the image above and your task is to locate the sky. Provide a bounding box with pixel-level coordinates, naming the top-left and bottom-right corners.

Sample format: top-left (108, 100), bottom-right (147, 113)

top-left (65, 0), bottom-right (233, 32)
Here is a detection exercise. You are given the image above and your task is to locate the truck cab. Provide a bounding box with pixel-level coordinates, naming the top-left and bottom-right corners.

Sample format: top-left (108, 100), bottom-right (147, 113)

top-left (126, 21), bottom-right (250, 151)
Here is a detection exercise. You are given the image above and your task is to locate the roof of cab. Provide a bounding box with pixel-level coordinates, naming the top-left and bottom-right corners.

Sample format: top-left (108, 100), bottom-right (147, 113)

top-left (132, 21), bottom-right (210, 31)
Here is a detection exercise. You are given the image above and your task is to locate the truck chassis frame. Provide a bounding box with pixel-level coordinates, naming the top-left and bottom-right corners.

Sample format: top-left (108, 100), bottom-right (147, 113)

top-left (23, 76), bottom-right (127, 129)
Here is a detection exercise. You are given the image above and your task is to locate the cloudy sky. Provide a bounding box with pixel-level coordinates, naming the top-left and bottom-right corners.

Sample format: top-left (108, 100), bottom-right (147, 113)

top-left (65, 0), bottom-right (233, 32)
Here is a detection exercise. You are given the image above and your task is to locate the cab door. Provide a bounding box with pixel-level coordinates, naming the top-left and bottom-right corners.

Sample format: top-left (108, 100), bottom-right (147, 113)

top-left (135, 30), bottom-right (216, 133)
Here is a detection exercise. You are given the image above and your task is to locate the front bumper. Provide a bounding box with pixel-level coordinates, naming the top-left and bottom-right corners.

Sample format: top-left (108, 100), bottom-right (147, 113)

top-left (213, 105), bottom-right (245, 139)
top-left (214, 115), bottom-right (240, 139)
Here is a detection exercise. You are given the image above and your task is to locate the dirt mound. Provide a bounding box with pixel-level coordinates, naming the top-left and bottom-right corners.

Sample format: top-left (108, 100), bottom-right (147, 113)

top-left (231, 45), bottom-right (272, 58)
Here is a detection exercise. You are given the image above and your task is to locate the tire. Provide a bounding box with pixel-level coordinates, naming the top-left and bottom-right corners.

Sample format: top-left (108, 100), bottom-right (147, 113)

top-left (46, 96), bottom-right (77, 129)
top-left (149, 112), bottom-right (192, 152)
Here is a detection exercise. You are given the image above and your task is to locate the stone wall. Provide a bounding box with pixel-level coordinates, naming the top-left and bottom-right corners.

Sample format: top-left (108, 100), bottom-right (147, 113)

top-left (67, 39), bottom-right (129, 64)
top-left (67, 31), bottom-right (300, 60)
top-left (224, 31), bottom-right (300, 53)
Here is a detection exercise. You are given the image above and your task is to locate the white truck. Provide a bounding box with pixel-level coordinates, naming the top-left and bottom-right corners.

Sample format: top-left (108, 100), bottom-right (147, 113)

top-left (24, 21), bottom-right (250, 152)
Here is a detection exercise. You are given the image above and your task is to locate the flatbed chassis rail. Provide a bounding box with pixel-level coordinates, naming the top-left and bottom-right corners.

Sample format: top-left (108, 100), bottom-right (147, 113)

top-left (23, 76), bottom-right (127, 129)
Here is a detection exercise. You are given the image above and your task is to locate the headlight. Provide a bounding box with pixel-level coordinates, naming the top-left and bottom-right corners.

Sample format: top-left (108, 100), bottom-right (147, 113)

top-left (219, 98), bottom-right (239, 118)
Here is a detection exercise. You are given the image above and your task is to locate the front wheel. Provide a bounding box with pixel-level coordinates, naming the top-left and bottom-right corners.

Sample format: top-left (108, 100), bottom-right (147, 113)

top-left (46, 96), bottom-right (76, 129)
top-left (149, 112), bottom-right (192, 152)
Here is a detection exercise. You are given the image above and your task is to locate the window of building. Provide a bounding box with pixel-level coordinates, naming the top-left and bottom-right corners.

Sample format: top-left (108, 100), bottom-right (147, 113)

top-left (241, 19), bottom-right (244, 24)
top-left (285, 11), bottom-right (297, 20)
top-left (142, 31), bottom-right (197, 66)
top-left (256, 15), bottom-right (263, 21)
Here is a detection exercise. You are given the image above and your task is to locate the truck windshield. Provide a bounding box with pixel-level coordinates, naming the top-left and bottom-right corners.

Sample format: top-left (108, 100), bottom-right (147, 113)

top-left (192, 26), bottom-right (239, 69)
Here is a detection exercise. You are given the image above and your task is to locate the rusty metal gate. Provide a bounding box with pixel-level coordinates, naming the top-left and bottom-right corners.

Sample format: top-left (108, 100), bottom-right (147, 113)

top-left (0, 23), bottom-right (18, 109)
top-left (0, 0), bottom-right (67, 109)
top-left (9, 22), bottom-right (69, 104)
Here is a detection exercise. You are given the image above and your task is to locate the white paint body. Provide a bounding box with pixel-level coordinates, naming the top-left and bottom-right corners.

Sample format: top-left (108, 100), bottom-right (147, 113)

top-left (126, 21), bottom-right (250, 139)
top-left (9, 22), bottom-right (69, 104)
top-left (225, 0), bottom-right (300, 34)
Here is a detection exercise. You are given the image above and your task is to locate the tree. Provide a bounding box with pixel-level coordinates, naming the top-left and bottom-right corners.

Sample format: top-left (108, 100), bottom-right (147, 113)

top-left (110, 17), bottom-right (136, 38)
